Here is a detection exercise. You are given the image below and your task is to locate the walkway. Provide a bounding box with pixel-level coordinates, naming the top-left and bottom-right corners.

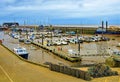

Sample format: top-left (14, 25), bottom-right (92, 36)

top-left (0, 45), bottom-right (85, 82)
top-left (0, 44), bottom-right (120, 82)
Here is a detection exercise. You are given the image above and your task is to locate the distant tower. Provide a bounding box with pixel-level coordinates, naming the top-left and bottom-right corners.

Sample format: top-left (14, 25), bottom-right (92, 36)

top-left (102, 21), bottom-right (104, 36)
top-left (102, 21), bottom-right (104, 29)
top-left (106, 21), bottom-right (108, 32)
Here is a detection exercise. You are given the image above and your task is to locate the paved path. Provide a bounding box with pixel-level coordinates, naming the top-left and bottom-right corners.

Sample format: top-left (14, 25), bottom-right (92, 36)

top-left (0, 44), bottom-right (120, 82)
top-left (0, 45), bottom-right (85, 82)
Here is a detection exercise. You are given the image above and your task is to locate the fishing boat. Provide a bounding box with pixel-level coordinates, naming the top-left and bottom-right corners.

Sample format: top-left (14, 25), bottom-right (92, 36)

top-left (13, 47), bottom-right (29, 59)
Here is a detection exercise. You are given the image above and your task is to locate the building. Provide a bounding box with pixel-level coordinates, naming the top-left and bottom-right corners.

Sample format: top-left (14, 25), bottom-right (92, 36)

top-left (2, 22), bottom-right (19, 28)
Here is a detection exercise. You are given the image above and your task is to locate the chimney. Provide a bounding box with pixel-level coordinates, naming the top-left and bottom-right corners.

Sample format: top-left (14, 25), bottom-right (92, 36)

top-left (106, 21), bottom-right (108, 32)
top-left (102, 21), bottom-right (104, 29)
top-left (101, 21), bottom-right (104, 36)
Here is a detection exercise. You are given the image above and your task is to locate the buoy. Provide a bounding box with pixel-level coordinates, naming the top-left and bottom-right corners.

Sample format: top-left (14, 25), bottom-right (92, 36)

top-left (0, 40), bottom-right (2, 44)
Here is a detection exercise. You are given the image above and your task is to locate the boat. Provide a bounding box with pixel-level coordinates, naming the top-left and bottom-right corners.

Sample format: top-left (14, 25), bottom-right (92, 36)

top-left (19, 37), bottom-right (25, 42)
top-left (13, 47), bottom-right (29, 59)
top-left (14, 34), bottom-right (19, 39)
top-left (24, 39), bottom-right (31, 44)
top-left (53, 40), bottom-right (61, 45)
top-left (69, 38), bottom-right (78, 44)
top-left (68, 49), bottom-right (79, 58)
top-left (61, 40), bottom-right (68, 45)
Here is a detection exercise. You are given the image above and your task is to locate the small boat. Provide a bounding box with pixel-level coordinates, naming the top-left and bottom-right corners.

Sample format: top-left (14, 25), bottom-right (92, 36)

top-left (53, 40), bottom-right (62, 45)
top-left (19, 37), bottom-right (25, 42)
top-left (68, 49), bottom-right (79, 58)
top-left (61, 40), bottom-right (68, 45)
top-left (14, 34), bottom-right (19, 39)
top-left (24, 39), bottom-right (31, 44)
top-left (13, 47), bottom-right (29, 59)
top-left (69, 38), bottom-right (78, 44)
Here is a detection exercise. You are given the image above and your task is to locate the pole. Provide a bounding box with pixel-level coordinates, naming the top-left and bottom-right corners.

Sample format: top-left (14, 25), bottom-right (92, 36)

top-left (78, 40), bottom-right (80, 57)
top-left (106, 21), bottom-right (108, 32)
top-left (42, 34), bottom-right (44, 45)
top-left (50, 25), bottom-right (52, 44)
top-left (102, 21), bottom-right (104, 37)
top-left (77, 27), bottom-right (80, 57)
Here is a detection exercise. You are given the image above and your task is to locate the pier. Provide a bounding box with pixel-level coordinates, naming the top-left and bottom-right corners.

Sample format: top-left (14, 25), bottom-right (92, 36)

top-left (31, 42), bottom-right (81, 62)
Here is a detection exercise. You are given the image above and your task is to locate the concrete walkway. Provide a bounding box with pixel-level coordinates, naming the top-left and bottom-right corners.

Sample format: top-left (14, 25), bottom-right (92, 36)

top-left (0, 45), bottom-right (85, 82)
top-left (0, 44), bottom-right (120, 82)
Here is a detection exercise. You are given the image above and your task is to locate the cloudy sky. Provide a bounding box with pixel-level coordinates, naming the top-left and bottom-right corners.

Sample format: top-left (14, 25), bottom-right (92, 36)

top-left (0, 0), bottom-right (120, 25)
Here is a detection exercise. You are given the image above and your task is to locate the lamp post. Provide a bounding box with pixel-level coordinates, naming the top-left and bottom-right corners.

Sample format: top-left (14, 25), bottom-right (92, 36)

top-left (102, 21), bottom-right (104, 37)
top-left (49, 25), bottom-right (53, 45)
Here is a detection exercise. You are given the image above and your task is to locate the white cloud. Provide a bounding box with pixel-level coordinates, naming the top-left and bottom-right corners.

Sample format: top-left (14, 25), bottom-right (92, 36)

top-left (1, 0), bottom-right (120, 18)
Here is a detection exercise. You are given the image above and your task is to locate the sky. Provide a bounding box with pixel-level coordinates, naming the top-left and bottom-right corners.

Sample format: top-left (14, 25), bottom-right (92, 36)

top-left (0, 0), bottom-right (120, 25)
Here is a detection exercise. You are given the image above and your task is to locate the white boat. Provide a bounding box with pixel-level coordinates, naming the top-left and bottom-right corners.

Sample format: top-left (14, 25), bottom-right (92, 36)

top-left (68, 49), bottom-right (79, 58)
top-left (113, 50), bottom-right (120, 55)
top-left (60, 40), bottom-right (68, 45)
top-left (53, 40), bottom-right (61, 45)
top-left (69, 38), bottom-right (78, 44)
top-left (13, 47), bottom-right (29, 59)
top-left (14, 34), bottom-right (19, 39)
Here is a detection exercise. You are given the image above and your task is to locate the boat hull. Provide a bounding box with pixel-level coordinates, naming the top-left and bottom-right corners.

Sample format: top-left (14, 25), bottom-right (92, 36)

top-left (19, 54), bottom-right (28, 59)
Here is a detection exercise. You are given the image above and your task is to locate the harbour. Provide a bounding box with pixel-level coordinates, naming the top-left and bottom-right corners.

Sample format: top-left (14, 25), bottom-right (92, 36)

top-left (0, 28), bottom-right (120, 81)
top-left (1, 27), bottom-right (120, 67)
top-left (1, 0), bottom-right (120, 81)
top-left (1, 31), bottom-right (82, 67)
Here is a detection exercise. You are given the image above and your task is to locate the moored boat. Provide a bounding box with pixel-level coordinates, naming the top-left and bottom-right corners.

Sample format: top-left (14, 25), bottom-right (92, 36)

top-left (13, 47), bottom-right (29, 59)
top-left (19, 37), bottom-right (25, 42)
top-left (24, 39), bottom-right (31, 44)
